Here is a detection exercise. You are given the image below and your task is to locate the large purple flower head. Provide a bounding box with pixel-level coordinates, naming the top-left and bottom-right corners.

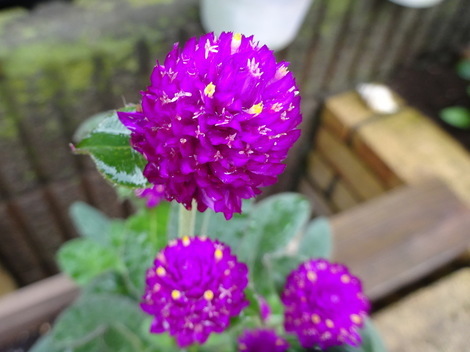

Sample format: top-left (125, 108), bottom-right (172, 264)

top-left (141, 236), bottom-right (249, 347)
top-left (118, 32), bottom-right (302, 219)
top-left (238, 329), bottom-right (289, 352)
top-left (281, 259), bottom-right (370, 350)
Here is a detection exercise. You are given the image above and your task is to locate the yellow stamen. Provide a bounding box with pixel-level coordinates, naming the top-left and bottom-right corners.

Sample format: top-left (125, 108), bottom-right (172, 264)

top-left (182, 235), bottom-right (190, 246)
top-left (156, 266), bottom-right (166, 277)
top-left (233, 33), bottom-right (242, 41)
top-left (326, 319), bottom-right (334, 328)
top-left (341, 274), bottom-right (350, 283)
top-left (350, 314), bottom-right (362, 324)
top-left (204, 82), bottom-right (216, 98)
top-left (307, 271), bottom-right (317, 282)
top-left (214, 248), bottom-right (223, 261)
top-left (311, 314), bottom-right (321, 324)
top-left (203, 290), bottom-right (214, 301)
top-left (248, 102), bottom-right (263, 115)
top-left (171, 290), bottom-right (181, 300)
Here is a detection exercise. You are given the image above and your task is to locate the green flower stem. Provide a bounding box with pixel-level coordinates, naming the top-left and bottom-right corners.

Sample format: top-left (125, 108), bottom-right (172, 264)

top-left (200, 209), bottom-right (211, 236)
top-left (178, 200), bottom-right (197, 237)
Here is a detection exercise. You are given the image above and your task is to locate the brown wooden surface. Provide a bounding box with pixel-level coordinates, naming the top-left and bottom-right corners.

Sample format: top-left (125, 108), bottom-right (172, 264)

top-left (316, 128), bottom-right (387, 200)
top-left (331, 178), bottom-right (470, 301)
top-left (0, 274), bottom-right (79, 347)
top-left (354, 107), bottom-right (470, 207)
top-left (330, 179), bottom-right (360, 212)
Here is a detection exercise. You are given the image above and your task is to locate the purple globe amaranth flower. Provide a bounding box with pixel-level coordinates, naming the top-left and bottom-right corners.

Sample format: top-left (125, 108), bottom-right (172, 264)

top-left (281, 259), bottom-right (370, 350)
top-left (118, 32), bottom-right (302, 219)
top-left (238, 329), bottom-right (289, 352)
top-left (135, 184), bottom-right (166, 208)
top-left (141, 236), bottom-right (249, 347)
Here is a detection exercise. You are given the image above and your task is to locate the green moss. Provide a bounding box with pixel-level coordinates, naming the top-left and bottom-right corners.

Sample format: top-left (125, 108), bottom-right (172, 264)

top-left (0, 8), bottom-right (27, 36)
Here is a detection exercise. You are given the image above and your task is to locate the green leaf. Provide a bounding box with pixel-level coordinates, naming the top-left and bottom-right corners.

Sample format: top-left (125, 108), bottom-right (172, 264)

top-left (73, 110), bottom-right (111, 143)
top-left (456, 59), bottom-right (470, 80)
top-left (57, 239), bottom-right (121, 285)
top-left (360, 318), bottom-right (388, 352)
top-left (440, 106), bottom-right (470, 129)
top-left (238, 193), bottom-right (311, 295)
top-left (81, 272), bottom-right (129, 297)
top-left (126, 202), bottom-right (171, 251)
top-left (297, 216), bottom-right (333, 260)
top-left (50, 294), bottom-right (146, 349)
top-left (74, 108), bottom-right (149, 188)
top-left (267, 255), bottom-right (304, 292)
top-left (327, 318), bottom-right (388, 352)
top-left (69, 202), bottom-right (110, 246)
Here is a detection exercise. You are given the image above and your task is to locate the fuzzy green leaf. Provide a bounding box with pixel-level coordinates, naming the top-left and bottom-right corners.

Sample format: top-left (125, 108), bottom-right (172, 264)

top-left (57, 239), bottom-right (121, 285)
top-left (69, 202), bottom-right (110, 246)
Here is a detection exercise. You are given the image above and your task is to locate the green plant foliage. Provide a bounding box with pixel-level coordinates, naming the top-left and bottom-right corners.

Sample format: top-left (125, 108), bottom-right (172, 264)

top-left (238, 193), bottom-right (311, 296)
top-left (326, 319), bottom-right (387, 352)
top-left (298, 216), bottom-right (333, 260)
top-left (73, 108), bottom-right (149, 188)
top-left (69, 202), bottom-right (111, 246)
top-left (31, 294), bottom-right (148, 352)
top-left (440, 106), bottom-right (470, 129)
top-left (57, 239), bottom-right (121, 285)
top-left (456, 59), bottom-right (470, 81)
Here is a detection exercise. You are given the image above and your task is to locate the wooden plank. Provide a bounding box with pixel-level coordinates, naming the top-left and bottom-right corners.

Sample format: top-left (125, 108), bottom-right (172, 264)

top-left (0, 274), bottom-right (79, 347)
top-left (15, 190), bottom-right (67, 275)
top-left (302, 0), bottom-right (354, 99)
top-left (307, 152), bottom-right (335, 191)
top-left (0, 262), bottom-right (17, 297)
top-left (351, 0), bottom-right (399, 83)
top-left (353, 107), bottom-right (470, 207)
top-left (322, 91), bottom-right (375, 140)
top-left (316, 128), bottom-right (387, 200)
top-left (0, 202), bottom-right (46, 285)
top-left (331, 178), bottom-right (470, 300)
top-left (374, 268), bottom-right (470, 352)
top-left (328, 0), bottom-right (376, 92)
top-left (330, 179), bottom-right (360, 212)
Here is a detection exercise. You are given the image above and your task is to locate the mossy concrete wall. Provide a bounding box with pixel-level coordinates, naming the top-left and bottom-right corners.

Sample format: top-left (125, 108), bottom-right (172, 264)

top-left (0, 0), bottom-right (202, 285)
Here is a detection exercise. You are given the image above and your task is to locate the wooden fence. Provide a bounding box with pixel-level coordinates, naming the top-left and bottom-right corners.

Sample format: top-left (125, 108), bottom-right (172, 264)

top-left (0, 0), bottom-right (469, 287)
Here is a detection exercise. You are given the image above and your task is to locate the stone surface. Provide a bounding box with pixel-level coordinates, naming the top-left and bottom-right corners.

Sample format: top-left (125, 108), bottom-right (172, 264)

top-left (374, 268), bottom-right (470, 352)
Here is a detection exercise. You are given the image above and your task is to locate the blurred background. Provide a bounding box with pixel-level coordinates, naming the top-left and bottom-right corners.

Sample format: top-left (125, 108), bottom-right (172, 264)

top-left (0, 0), bottom-right (469, 350)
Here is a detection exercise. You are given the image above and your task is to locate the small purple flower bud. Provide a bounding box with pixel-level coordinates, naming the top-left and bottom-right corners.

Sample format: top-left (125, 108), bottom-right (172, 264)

top-left (135, 184), bottom-right (165, 208)
top-left (238, 329), bottom-right (289, 352)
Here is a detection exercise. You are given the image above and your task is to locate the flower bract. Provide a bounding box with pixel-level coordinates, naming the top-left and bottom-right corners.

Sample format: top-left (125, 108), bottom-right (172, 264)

top-left (135, 184), bottom-right (165, 207)
top-left (281, 259), bottom-right (370, 349)
top-left (238, 329), bottom-right (289, 352)
top-left (118, 32), bottom-right (302, 219)
top-left (141, 236), bottom-right (249, 347)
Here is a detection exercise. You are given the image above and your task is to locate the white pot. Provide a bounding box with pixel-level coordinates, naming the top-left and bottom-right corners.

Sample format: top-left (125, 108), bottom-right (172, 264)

top-left (388, 0), bottom-right (444, 8)
top-left (200, 0), bottom-right (313, 51)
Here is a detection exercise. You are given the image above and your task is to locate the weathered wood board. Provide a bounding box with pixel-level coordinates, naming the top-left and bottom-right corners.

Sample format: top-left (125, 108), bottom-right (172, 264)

top-left (331, 179), bottom-right (470, 301)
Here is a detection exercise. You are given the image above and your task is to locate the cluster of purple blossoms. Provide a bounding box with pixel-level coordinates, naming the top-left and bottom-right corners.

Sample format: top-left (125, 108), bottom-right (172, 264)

top-left (141, 236), bottom-right (249, 347)
top-left (237, 329), bottom-right (289, 352)
top-left (118, 32), bottom-right (302, 219)
top-left (281, 259), bottom-right (370, 349)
